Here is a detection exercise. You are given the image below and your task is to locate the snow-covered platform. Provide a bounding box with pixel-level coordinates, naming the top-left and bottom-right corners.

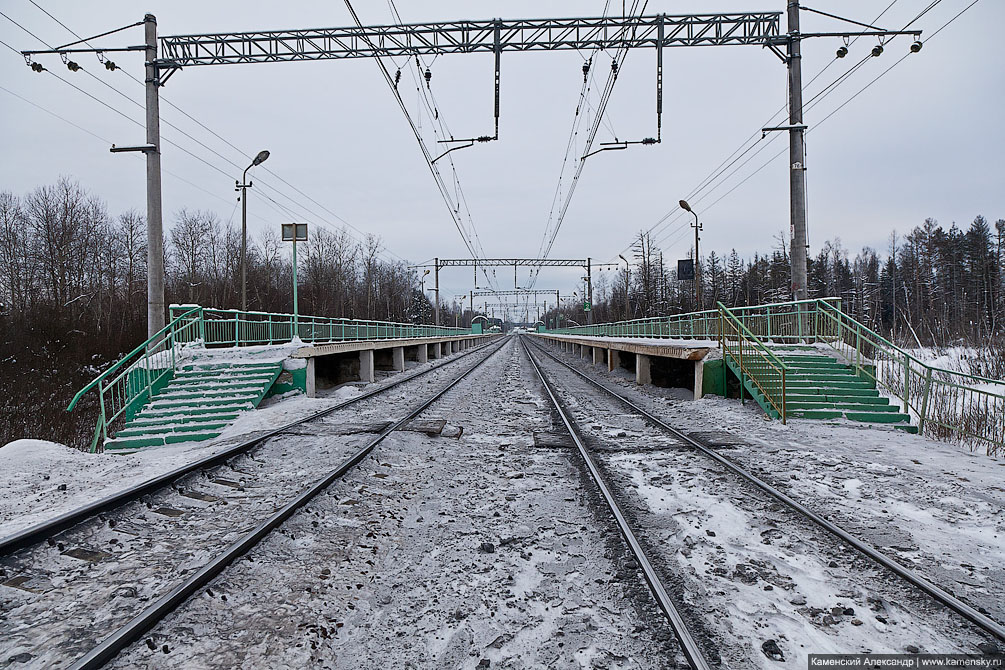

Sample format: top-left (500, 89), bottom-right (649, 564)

top-left (531, 332), bottom-right (714, 398)
top-left (291, 334), bottom-right (498, 397)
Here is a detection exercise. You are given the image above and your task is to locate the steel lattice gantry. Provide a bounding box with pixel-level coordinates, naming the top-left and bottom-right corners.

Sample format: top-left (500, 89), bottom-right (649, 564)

top-left (416, 258), bottom-right (592, 325)
top-left (157, 14), bottom-right (781, 67)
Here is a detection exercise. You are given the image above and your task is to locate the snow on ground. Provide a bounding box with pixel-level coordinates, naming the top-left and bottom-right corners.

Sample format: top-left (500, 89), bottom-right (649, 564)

top-left (109, 337), bottom-right (680, 669)
top-left (0, 351), bottom-right (450, 540)
top-left (539, 338), bottom-right (1005, 633)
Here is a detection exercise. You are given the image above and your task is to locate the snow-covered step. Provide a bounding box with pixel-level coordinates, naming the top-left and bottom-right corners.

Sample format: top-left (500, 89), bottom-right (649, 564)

top-left (104, 360), bottom-right (283, 451)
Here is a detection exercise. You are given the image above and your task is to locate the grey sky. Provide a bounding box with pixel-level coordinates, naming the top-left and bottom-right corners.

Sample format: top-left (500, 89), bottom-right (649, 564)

top-left (1, 1), bottom-right (1002, 306)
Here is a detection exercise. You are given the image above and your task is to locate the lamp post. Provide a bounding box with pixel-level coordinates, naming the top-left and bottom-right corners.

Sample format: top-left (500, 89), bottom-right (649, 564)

top-left (680, 199), bottom-right (702, 309)
top-left (237, 149), bottom-right (270, 312)
top-left (618, 253), bottom-right (630, 319)
top-left (419, 269), bottom-right (431, 321)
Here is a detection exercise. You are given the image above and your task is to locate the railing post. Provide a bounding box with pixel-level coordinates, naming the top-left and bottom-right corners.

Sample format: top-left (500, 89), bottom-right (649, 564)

top-left (813, 302), bottom-right (819, 344)
top-left (766, 306), bottom-right (772, 341)
top-left (738, 330), bottom-right (744, 405)
top-left (855, 326), bottom-right (862, 370)
top-left (781, 368), bottom-right (787, 424)
top-left (918, 366), bottom-right (933, 434)
top-left (98, 380), bottom-right (108, 446)
top-left (903, 354), bottom-right (911, 414)
top-left (234, 312), bottom-right (239, 346)
top-left (198, 307), bottom-right (205, 344)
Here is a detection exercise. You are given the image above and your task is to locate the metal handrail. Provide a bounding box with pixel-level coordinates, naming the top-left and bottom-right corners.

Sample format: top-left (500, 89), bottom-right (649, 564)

top-left (815, 301), bottom-right (1004, 453)
top-left (173, 305), bottom-right (469, 346)
top-left (544, 297), bottom-right (1003, 452)
top-left (718, 302), bottom-right (789, 423)
top-left (70, 305), bottom-right (473, 452)
top-left (67, 307), bottom-right (204, 452)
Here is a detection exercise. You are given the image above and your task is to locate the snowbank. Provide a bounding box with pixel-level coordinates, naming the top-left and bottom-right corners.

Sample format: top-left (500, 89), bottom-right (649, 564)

top-left (0, 439), bottom-right (92, 478)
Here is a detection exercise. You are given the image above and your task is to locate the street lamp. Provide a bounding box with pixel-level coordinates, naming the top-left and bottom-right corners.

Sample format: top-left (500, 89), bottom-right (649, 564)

top-left (680, 199), bottom-right (702, 309)
top-left (237, 149), bottom-right (270, 312)
top-left (618, 253), bottom-right (630, 319)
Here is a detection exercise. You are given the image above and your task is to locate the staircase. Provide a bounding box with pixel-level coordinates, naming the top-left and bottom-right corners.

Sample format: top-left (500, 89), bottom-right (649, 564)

top-left (725, 348), bottom-right (917, 433)
top-left (104, 361), bottom-right (283, 451)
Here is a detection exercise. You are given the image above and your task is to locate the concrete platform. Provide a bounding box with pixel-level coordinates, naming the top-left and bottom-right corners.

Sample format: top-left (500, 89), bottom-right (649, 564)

top-left (531, 333), bottom-right (714, 399)
top-left (292, 334), bottom-right (497, 397)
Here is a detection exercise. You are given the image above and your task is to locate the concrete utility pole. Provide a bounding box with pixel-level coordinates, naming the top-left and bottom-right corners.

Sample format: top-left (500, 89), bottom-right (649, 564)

top-left (144, 14), bottom-right (165, 339)
top-left (787, 1), bottom-right (809, 300)
top-left (433, 258), bottom-right (440, 326)
top-left (680, 199), bottom-right (702, 309)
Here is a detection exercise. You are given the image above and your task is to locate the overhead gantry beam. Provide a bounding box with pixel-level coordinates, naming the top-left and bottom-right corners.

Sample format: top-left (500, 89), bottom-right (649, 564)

top-left (157, 13), bottom-right (781, 68)
top-left (430, 258), bottom-right (588, 268)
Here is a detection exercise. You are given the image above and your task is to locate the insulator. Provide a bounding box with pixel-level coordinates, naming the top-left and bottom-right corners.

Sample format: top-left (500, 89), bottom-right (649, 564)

top-left (424, 67), bottom-right (432, 83)
top-left (104, 60), bottom-right (118, 71)
top-left (66, 60), bottom-right (80, 72)
top-left (871, 44), bottom-right (884, 57)
top-left (30, 62), bottom-right (45, 73)
top-left (611, 60), bottom-right (618, 75)
top-left (910, 40), bottom-right (923, 53)
top-left (836, 46), bottom-right (848, 58)
top-left (582, 61), bottom-right (590, 81)
top-left (394, 69), bottom-right (401, 86)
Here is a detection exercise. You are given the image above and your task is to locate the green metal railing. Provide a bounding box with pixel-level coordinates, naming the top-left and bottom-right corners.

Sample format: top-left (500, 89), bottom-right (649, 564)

top-left (70, 305), bottom-right (473, 452)
top-left (815, 301), bottom-right (1004, 454)
top-left (67, 307), bottom-right (203, 452)
top-left (718, 303), bottom-right (789, 423)
top-left (548, 297), bottom-right (842, 342)
top-left (168, 305), bottom-right (468, 346)
top-left (544, 297), bottom-right (1004, 453)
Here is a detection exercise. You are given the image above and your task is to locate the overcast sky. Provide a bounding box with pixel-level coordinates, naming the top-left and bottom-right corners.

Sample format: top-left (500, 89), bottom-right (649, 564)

top-left (1, 1), bottom-right (1002, 306)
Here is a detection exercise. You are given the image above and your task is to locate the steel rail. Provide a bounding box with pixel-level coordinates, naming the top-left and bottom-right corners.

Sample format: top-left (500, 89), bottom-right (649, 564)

top-left (525, 337), bottom-right (1005, 643)
top-left (0, 336), bottom-right (501, 558)
top-left (520, 339), bottom-right (713, 670)
top-left (69, 335), bottom-right (510, 670)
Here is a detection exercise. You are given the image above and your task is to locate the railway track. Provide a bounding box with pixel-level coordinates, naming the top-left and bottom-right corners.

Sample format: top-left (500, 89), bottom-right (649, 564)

top-left (522, 336), bottom-right (1005, 661)
top-left (0, 336), bottom-right (506, 669)
top-left (521, 337), bottom-right (714, 669)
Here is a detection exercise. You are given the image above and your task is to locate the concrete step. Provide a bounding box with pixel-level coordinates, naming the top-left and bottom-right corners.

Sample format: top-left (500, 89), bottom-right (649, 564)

top-left (846, 411), bottom-right (913, 424)
top-left (105, 430), bottom-right (221, 451)
top-left (156, 388), bottom-right (265, 402)
top-left (785, 400), bottom-right (900, 412)
top-left (170, 369), bottom-right (277, 379)
top-left (784, 393), bottom-right (886, 404)
top-left (128, 412), bottom-right (241, 427)
top-left (166, 376), bottom-right (276, 388)
top-left (178, 361), bottom-right (281, 372)
top-left (115, 422), bottom-right (231, 438)
top-left (775, 387), bottom-right (880, 397)
top-left (783, 379), bottom-right (874, 389)
top-left (137, 403), bottom-right (253, 419)
top-left (149, 394), bottom-right (259, 409)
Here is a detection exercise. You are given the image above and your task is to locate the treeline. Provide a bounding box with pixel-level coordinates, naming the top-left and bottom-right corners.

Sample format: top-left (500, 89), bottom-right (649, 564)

top-left (0, 178), bottom-right (433, 446)
top-left (552, 216), bottom-right (1005, 346)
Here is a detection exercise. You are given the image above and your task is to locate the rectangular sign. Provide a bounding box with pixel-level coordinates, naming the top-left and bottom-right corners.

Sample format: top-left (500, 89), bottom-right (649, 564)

top-left (677, 258), bottom-right (695, 281)
top-left (583, 300), bottom-right (592, 312)
top-left (281, 223), bottom-right (308, 241)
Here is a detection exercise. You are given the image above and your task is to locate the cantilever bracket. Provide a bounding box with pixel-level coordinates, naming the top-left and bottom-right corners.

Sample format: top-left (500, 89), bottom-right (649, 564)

top-left (431, 141), bottom-right (474, 163)
top-left (764, 42), bottom-right (788, 63)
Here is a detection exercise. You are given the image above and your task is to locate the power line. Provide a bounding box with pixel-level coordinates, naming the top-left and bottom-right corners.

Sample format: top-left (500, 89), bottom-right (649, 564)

top-left (654, 0), bottom-right (980, 257)
top-left (619, 0), bottom-right (910, 261)
top-left (342, 0), bottom-right (487, 270)
top-left (6, 5), bottom-right (405, 265)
